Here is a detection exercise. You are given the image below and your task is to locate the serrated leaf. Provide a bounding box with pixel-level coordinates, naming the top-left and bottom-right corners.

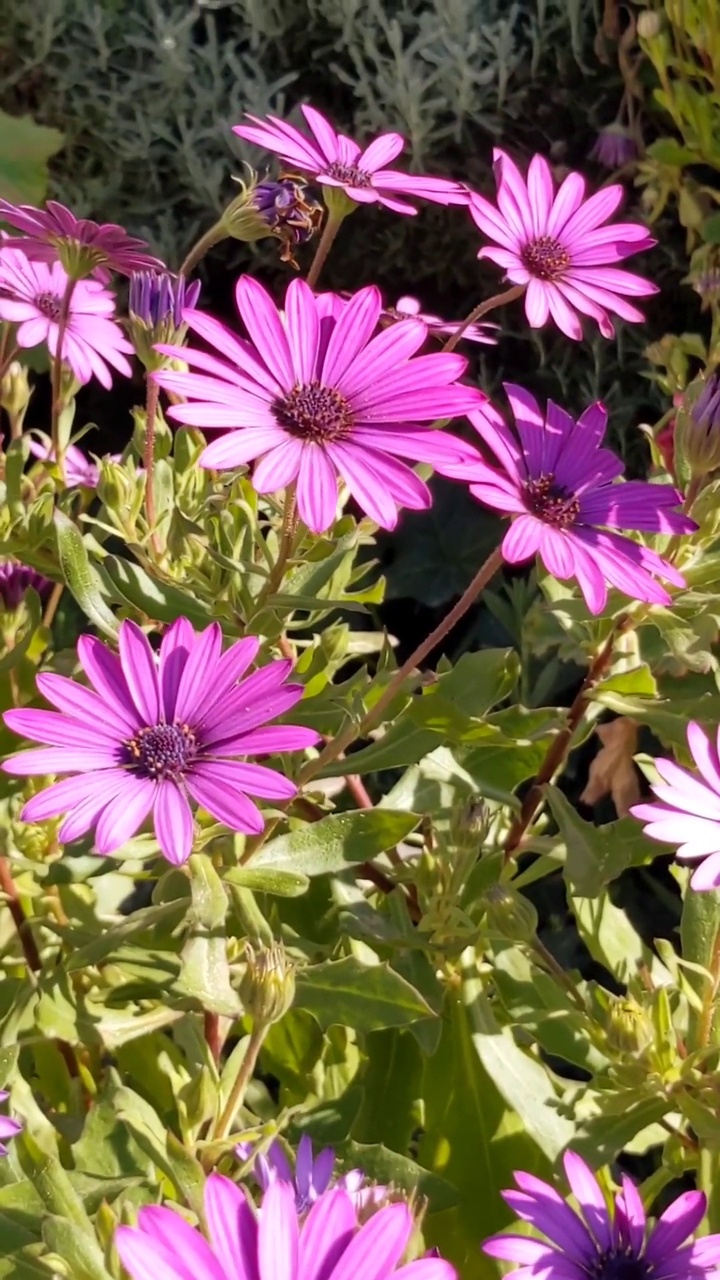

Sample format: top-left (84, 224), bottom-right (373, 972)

top-left (251, 811), bottom-right (419, 876)
top-left (53, 511), bottom-right (119, 638)
top-left (544, 785), bottom-right (654, 897)
top-left (0, 111), bottom-right (64, 203)
top-left (294, 957), bottom-right (433, 1032)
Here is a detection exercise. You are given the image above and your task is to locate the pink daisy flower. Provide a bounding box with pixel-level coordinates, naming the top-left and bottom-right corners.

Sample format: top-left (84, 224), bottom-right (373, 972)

top-left (0, 1093), bottom-right (21, 1156)
top-left (439, 385), bottom-right (693, 614)
top-left (384, 296), bottom-right (498, 345)
top-left (0, 250), bottom-right (133, 389)
top-left (468, 149), bottom-right (657, 340)
top-left (233, 106), bottom-right (468, 215)
top-left (27, 432), bottom-right (119, 488)
top-left (0, 198), bottom-right (163, 282)
top-left (2, 618), bottom-right (318, 865)
top-left (631, 721), bottom-right (720, 890)
top-left (153, 275), bottom-right (484, 534)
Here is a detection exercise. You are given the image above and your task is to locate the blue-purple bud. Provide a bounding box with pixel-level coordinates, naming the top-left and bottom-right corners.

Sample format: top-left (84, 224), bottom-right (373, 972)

top-left (675, 372), bottom-right (720, 479)
top-left (129, 271), bottom-right (200, 329)
top-left (589, 125), bottom-right (637, 170)
top-left (0, 561), bottom-right (51, 611)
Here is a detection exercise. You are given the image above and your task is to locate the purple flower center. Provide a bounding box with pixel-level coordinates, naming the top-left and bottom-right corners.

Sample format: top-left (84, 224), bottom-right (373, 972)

top-left (524, 473), bottom-right (580, 527)
top-left (520, 235), bottom-right (571, 281)
top-left (592, 1252), bottom-right (651, 1280)
top-left (325, 161), bottom-right (372, 188)
top-left (124, 722), bottom-right (197, 780)
top-left (274, 380), bottom-right (354, 442)
top-left (35, 292), bottom-right (63, 322)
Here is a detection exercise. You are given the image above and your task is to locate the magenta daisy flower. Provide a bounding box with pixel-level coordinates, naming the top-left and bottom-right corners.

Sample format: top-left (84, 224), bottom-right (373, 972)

top-left (153, 276), bottom-right (483, 534)
top-left (0, 198), bottom-right (163, 282)
top-left (116, 1174), bottom-right (455, 1280)
top-left (0, 1093), bottom-right (21, 1156)
top-left (2, 618), bottom-right (318, 865)
top-left (468, 149), bottom-right (657, 339)
top-left (631, 721), bottom-right (720, 890)
top-left (27, 433), bottom-right (118, 488)
top-left (236, 1136), bottom-right (373, 1214)
top-left (384, 296), bottom-right (498, 346)
top-left (233, 106), bottom-right (468, 215)
top-left (439, 385), bottom-right (693, 614)
top-left (0, 560), bottom-right (51, 611)
top-left (0, 250), bottom-right (133, 389)
top-left (484, 1151), bottom-right (720, 1279)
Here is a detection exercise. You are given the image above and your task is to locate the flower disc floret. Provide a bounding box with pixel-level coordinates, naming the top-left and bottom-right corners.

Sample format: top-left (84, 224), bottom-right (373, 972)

top-left (2, 618), bottom-right (319, 865)
top-left (469, 149), bottom-right (657, 339)
top-left (438, 384), bottom-right (694, 614)
top-left (153, 275), bottom-right (484, 534)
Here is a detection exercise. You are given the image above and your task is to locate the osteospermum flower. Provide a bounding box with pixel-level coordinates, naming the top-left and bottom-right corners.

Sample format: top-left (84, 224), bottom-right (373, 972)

top-left (2, 618), bottom-right (318, 865)
top-left (236, 1136), bottom-right (371, 1214)
top-left (27, 433), bottom-right (117, 488)
top-left (0, 560), bottom-right (51, 611)
top-left (440, 385), bottom-right (693, 613)
top-left (0, 251), bottom-right (133, 388)
top-left (468, 149), bottom-right (657, 339)
top-left (0, 198), bottom-right (163, 281)
top-left (153, 276), bottom-right (483, 533)
top-left (116, 1174), bottom-right (454, 1280)
top-left (384, 296), bottom-right (498, 346)
top-left (484, 1150), bottom-right (720, 1279)
top-left (0, 1093), bottom-right (21, 1156)
top-left (631, 721), bottom-right (720, 890)
top-left (590, 124), bottom-right (638, 170)
top-left (234, 106), bottom-right (468, 214)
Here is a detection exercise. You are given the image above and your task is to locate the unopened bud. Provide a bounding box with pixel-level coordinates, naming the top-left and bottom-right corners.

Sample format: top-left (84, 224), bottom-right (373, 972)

top-left (604, 997), bottom-right (653, 1056)
top-left (688, 245), bottom-right (720, 308)
top-left (483, 885), bottom-right (538, 942)
top-left (450, 796), bottom-right (490, 849)
top-left (636, 10), bottom-right (663, 39)
top-left (240, 941), bottom-right (295, 1025)
top-left (128, 271), bottom-right (201, 371)
top-left (221, 171), bottom-right (323, 265)
top-left (589, 124), bottom-right (637, 170)
top-left (676, 373), bottom-right (720, 477)
top-left (0, 362), bottom-right (31, 418)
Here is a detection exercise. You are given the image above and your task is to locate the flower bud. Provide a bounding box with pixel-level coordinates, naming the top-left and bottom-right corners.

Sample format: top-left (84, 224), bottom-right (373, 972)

top-left (240, 941), bottom-right (295, 1026)
top-left (636, 10), bottom-right (663, 38)
top-left (450, 796), bottom-right (490, 850)
top-left (0, 559), bottom-right (50, 612)
top-left (221, 171), bottom-right (323, 265)
top-left (603, 996), bottom-right (653, 1056)
top-left (0, 361), bottom-right (31, 419)
top-left (483, 884), bottom-right (538, 943)
top-left (676, 373), bottom-right (720, 478)
top-left (128, 271), bottom-right (201, 371)
top-left (589, 124), bottom-right (637, 170)
top-left (689, 244), bottom-right (720, 308)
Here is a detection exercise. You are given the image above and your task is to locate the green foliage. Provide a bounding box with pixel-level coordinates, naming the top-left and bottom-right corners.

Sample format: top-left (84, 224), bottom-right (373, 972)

top-left (0, 110), bottom-right (63, 204)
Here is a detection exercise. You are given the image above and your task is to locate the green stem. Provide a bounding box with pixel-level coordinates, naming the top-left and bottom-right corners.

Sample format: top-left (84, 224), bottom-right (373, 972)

top-left (50, 278), bottom-right (77, 479)
top-left (698, 925), bottom-right (720, 1049)
top-left (178, 222), bottom-right (225, 277)
top-left (441, 284), bottom-right (526, 353)
top-left (256, 484), bottom-right (297, 607)
top-left (210, 1023), bottom-right (267, 1142)
top-left (143, 377), bottom-right (161, 557)
top-left (306, 212), bottom-right (343, 289)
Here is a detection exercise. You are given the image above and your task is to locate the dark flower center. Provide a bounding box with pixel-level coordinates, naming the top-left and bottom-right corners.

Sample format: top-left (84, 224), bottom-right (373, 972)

top-left (273, 380), bottom-right (354, 443)
top-left (592, 1252), bottom-right (651, 1280)
top-left (520, 235), bottom-right (571, 281)
top-left (124, 722), bottom-right (197, 780)
top-left (35, 292), bottom-right (63, 322)
top-left (524, 473), bottom-right (580, 528)
top-left (326, 161), bottom-right (372, 188)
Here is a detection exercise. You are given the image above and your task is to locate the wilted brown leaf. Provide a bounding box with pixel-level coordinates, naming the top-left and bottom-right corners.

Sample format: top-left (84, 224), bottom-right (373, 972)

top-left (580, 718), bottom-right (641, 817)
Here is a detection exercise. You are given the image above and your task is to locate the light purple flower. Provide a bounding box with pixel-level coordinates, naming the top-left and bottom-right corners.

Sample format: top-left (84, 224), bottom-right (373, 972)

top-left (590, 124), bottom-right (638, 170)
top-left (236, 1136), bottom-right (371, 1214)
top-left (631, 721), bottom-right (720, 890)
top-left (2, 618), bottom-right (319, 865)
top-left (384, 296), bottom-right (498, 346)
top-left (439, 385), bottom-right (693, 614)
top-left (129, 272), bottom-right (201, 329)
top-left (233, 106), bottom-right (469, 215)
top-left (116, 1174), bottom-right (455, 1280)
top-left (0, 560), bottom-right (51, 611)
top-left (484, 1150), bottom-right (720, 1279)
top-left (0, 199), bottom-right (163, 282)
top-left (153, 275), bottom-right (483, 534)
top-left (0, 1092), bottom-right (21, 1156)
top-left (468, 148), bottom-right (657, 340)
top-left (27, 433), bottom-right (115, 488)
top-left (0, 250), bottom-right (133, 389)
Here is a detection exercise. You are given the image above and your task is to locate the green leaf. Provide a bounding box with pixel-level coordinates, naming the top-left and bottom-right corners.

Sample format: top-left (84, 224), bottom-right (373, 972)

top-left (319, 719), bottom-right (445, 776)
top-left (42, 1218), bottom-right (112, 1280)
top-left (103, 555), bottom-right (219, 630)
top-left (544, 785), bottom-right (654, 896)
top-left (223, 866), bottom-right (309, 896)
top-left (344, 1142), bottom-right (458, 1212)
top-left (702, 211), bottom-right (720, 244)
top-left (15, 1132), bottom-right (93, 1235)
top-left (681, 884), bottom-right (720, 1050)
top-left (570, 892), bottom-right (671, 987)
top-left (251, 811), bottom-right (419, 876)
top-left (572, 1094), bottom-right (671, 1162)
top-left (65, 900), bottom-right (187, 972)
top-left (593, 689), bottom-right (720, 749)
top-left (178, 857), bottom-right (241, 1016)
top-left (53, 511), bottom-right (119, 638)
top-left (294, 957), bottom-right (433, 1032)
top-left (0, 110), bottom-right (64, 203)
top-left (352, 1029), bottom-right (423, 1151)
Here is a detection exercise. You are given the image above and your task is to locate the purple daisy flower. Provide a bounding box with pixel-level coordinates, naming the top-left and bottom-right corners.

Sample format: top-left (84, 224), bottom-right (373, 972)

top-left (0, 560), bottom-right (51, 611)
top-left (590, 124), bottom-right (638, 170)
top-left (27, 433), bottom-right (118, 488)
top-left (384, 296), bottom-right (498, 346)
top-left (153, 275), bottom-right (483, 534)
top-left (236, 1136), bottom-right (373, 1214)
top-left (115, 1174), bottom-right (455, 1280)
top-left (2, 618), bottom-right (319, 865)
top-left (0, 199), bottom-right (163, 282)
top-left (468, 149), bottom-right (657, 340)
top-left (0, 1093), bottom-right (21, 1156)
top-left (631, 721), bottom-right (720, 890)
top-left (0, 250), bottom-right (133, 389)
top-left (484, 1150), bottom-right (720, 1279)
top-left (233, 106), bottom-right (468, 215)
top-left (439, 385), bottom-right (693, 614)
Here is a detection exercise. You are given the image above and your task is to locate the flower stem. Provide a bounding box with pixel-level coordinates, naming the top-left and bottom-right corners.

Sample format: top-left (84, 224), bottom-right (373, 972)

top-left (204, 1010), bottom-right (222, 1065)
top-left (178, 223), bottom-right (225, 278)
top-left (698, 925), bottom-right (720, 1049)
top-left (50, 277), bottom-right (77, 479)
top-left (306, 212), bottom-right (343, 289)
top-left (0, 856), bottom-right (42, 973)
top-left (41, 582), bottom-right (64, 631)
top-left (441, 284), bottom-right (526, 353)
top-left (144, 377), bottom-right (162, 557)
top-left (210, 1022), bottom-right (267, 1142)
top-left (258, 484), bottom-right (297, 605)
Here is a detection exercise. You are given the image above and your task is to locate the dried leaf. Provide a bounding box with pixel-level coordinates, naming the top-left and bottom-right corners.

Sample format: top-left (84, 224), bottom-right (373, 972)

top-left (580, 719), bottom-right (641, 817)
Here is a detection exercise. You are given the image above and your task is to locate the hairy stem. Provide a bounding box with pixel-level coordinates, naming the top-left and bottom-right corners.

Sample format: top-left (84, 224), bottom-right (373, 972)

top-left (50, 278), bottom-right (77, 478)
top-left (41, 582), bottom-right (64, 632)
top-left (178, 223), bottom-right (225, 278)
top-left (306, 213), bottom-right (343, 289)
top-left (441, 284), bottom-right (526, 353)
top-left (144, 378), bottom-right (162, 557)
top-left (210, 1023), bottom-right (266, 1142)
top-left (204, 1011), bottom-right (222, 1065)
top-left (258, 484), bottom-right (297, 605)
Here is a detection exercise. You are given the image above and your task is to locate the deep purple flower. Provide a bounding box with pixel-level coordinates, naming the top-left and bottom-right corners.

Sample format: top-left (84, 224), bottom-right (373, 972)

top-left (116, 1174), bottom-right (455, 1280)
top-left (153, 275), bottom-right (483, 534)
top-left (0, 199), bottom-right (164, 282)
top-left (484, 1150), bottom-right (720, 1279)
top-left (234, 106), bottom-right (469, 215)
top-left (384, 296), bottom-right (498, 346)
top-left (590, 124), bottom-right (638, 170)
top-left (236, 1136), bottom-right (371, 1214)
top-left (252, 177), bottom-right (324, 257)
top-left (631, 721), bottom-right (720, 890)
top-left (129, 272), bottom-right (201, 329)
top-left (468, 149), bottom-right (657, 339)
top-left (2, 618), bottom-right (319, 865)
top-left (0, 560), bottom-right (51, 611)
top-left (440, 385), bottom-right (693, 613)
top-left (0, 250), bottom-right (133, 389)
top-left (0, 1093), bottom-right (21, 1156)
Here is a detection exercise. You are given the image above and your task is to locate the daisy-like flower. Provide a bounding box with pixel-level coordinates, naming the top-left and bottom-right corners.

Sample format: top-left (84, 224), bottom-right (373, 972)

top-left (153, 275), bottom-right (483, 534)
top-left (233, 106), bottom-right (468, 215)
top-left (2, 618), bottom-right (318, 865)
top-left (439, 385), bottom-right (693, 614)
top-left (468, 149), bottom-right (657, 340)
top-left (0, 1093), bottom-right (21, 1156)
top-left (590, 124), bottom-right (638, 170)
top-left (383, 296), bottom-right (498, 346)
top-left (484, 1150), bottom-right (720, 1279)
top-left (631, 721), bottom-right (720, 890)
top-left (236, 1136), bottom-right (372, 1214)
top-left (0, 560), bottom-right (51, 611)
top-left (0, 250), bottom-right (133, 389)
top-left (116, 1174), bottom-right (454, 1280)
top-left (0, 198), bottom-right (163, 281)
top-left (27, 433), bottom-right (117, 488)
